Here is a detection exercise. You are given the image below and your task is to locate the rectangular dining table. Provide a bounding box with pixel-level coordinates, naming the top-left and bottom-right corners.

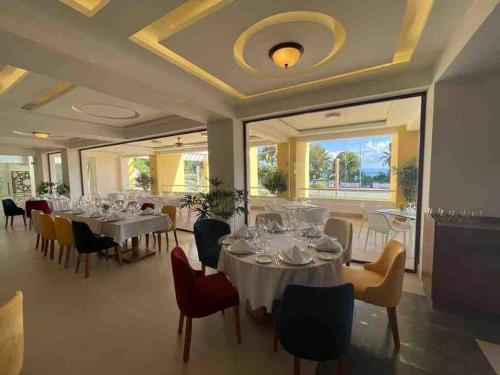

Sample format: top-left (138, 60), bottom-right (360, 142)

top-left (54, 211), bottom-right (172, 263)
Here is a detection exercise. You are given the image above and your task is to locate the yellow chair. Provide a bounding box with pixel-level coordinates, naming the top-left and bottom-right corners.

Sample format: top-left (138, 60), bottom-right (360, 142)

top-left (54, 216), bottom-right (75, 268)
top-left (341, 240), bottom-right (406, 349)
top-left (39, 213), bottom-right (56, 260)
top-left (0, 291), bottom-right (24, 375)
top-left (154, 205), bottom-right (178, 253)
top-left (31, 210), bottom-right (43, 251)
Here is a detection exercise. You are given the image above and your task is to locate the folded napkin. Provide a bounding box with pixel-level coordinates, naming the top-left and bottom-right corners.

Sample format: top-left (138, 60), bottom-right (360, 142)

top-left (105, 212), bottom-right (122, 221)
top-left (283, 245), bottom-right (308, 264)
top-left (140, 207), bottom-right (154, 215)
top-left (302, 226), bottom-right (322, 238)
top-left (89, 211), bottom-right (103, 218)
top-left (315, 237), bottom-right (341, 252)
top-left (235, 225), bottom-right (256, 238)
top-left (229, 239), bottom-right (255, 254)
top-left (265, 221), bottom-right (284, 232)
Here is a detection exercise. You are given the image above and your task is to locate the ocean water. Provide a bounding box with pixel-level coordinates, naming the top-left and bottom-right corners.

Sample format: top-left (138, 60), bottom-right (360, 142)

top-left (361, 168), bottom-right (390, 177)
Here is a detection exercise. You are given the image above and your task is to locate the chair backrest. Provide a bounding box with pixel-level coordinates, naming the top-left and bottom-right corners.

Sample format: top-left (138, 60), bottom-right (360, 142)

top-left (2, 199), bottom-right (18, 215)
top-left (255, 213), bottom-right (283, 226)
top-left (170, 247), bottom-right (201, 316)
top-left (297, 207), bottom-right (329, 226)
top-left (31, 210), bottom-right (43, 234)
top-left (366, 211), bottom-right (392, 233)
top-left (140, 202), bottom-right (154, 211)
top-left (363, 240), bottom-right (406, 307)
top-left (39, 213), bottom-right (56, 240)
top-left (71, 221), bottom-right (97, 253)
top-left (276, 284), bottom-right (354, 362)
top-left (324, 217), bottom-right (353, 262)
top-left (161, 205), bottom-right (177, 228)
top-left (25, 200), bottom-right (51, 218)
top-left (193, 219), bottom-right (230, 268)
top-left (0, 291), bottom-right (24, 375)
top-left (54, 216), bottom-right (74, 247)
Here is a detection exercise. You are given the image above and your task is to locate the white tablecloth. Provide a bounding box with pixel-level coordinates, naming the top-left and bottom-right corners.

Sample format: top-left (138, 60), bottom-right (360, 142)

top-left (28, 197), bottom-right (72, 211)
top-left (217, 232), bottom-right (343, 312)
top-left (56, 212), bottom-right (172, 244)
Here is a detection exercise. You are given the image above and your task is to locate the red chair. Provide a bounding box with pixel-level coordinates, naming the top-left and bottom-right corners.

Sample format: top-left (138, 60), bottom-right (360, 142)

top-left (170, 247), bottom-right (241, 362)
top-left (25, 200), bottom-right (52, 229)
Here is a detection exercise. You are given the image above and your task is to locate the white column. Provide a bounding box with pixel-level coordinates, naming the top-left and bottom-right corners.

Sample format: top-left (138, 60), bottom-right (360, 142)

top-left (207, 118), bottom-right (245, 229)
top-left (33, 152), bottom-right (49, 186)
top-left (60, 148), bottom-right (83, 201)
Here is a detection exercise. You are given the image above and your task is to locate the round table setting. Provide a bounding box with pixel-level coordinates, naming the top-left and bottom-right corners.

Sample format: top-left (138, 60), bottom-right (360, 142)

top-left (217, 227), bottom-right (344, 313)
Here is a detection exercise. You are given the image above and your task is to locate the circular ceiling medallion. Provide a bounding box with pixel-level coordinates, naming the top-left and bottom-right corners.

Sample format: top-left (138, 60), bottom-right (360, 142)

top-left (234, 11), bottom-right (346, 78)
top-left (72, 103), bottom-right (140, 120)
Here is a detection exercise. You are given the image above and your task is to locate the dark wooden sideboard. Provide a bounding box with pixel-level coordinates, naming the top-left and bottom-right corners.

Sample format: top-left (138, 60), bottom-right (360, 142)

top-left (422, 214), bottom-right (500, 314)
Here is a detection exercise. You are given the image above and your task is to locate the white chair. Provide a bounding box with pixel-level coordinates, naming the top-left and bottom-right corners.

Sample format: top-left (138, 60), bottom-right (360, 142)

top-left (324, 217), bottom-right (353, 265)
top-left (364, 212), bottom-right (409, 252)
top-left (297, 207), bottom-right (330, 228)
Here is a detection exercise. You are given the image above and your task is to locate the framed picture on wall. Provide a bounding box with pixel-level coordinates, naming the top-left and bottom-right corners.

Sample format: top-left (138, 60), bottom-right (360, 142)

top-left (11, 171), bottom-right (31, 193)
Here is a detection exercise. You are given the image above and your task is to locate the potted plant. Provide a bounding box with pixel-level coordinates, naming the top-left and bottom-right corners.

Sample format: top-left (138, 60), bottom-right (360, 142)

top-left (262, 169), bottom-right (288, 198)
top-left (392, 157), bottom-right (418, 204)
top-left (180, 177), bottom-right (249, 222)
top-left (56, 183), bottom-right (70, 196)
top-left (135, 172), bottom-right (153, 192)
top-left (36, 181), bottom-right (56, 196)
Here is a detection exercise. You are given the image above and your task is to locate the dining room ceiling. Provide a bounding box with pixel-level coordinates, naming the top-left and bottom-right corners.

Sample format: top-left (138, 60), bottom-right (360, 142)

top-left (0, 0), bottom-right (483, 153)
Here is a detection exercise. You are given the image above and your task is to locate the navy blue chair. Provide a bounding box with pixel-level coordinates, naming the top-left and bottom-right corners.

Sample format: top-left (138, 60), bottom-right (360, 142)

top-left (193, 218), bottom-right (230, 273)
top-left (276, 283), bottom-right (355, 375)
top-left (72, 221), bottom-right (120, 278)
top-left (2, 199), bottom-right (26, 228)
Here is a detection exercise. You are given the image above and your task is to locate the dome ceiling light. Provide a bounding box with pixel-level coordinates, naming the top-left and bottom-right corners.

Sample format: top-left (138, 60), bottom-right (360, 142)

top-left (268, 42), bottom-right (304, 69)
top-left (33, 132), bottom-right (50, 139)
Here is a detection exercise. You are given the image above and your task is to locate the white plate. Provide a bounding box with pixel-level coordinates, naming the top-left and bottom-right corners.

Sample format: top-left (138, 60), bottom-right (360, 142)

top-left (278, 253), bottom-right (313, 266)
top-left (255, 254), bottom-right (273, 264)
top-left (317, 252), bottom-right (336, 261)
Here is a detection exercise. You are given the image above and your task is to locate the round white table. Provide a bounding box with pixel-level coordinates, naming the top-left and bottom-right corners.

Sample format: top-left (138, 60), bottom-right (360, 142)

top-left (217, 232), bottom-right (344, 312)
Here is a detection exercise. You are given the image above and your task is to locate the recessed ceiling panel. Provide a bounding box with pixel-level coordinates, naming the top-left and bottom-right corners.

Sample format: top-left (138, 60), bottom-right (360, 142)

top-left (33, 87), bottom-right (169, 127)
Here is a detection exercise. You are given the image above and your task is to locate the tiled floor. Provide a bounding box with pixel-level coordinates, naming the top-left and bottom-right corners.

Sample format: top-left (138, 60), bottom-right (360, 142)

top-left (0, 220), bottom-right (498, 374)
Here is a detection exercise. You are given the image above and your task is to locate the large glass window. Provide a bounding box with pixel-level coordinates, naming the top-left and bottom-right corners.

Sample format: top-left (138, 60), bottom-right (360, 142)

top-left (80, 131), bottom-right (209, 230)
top-left (48, 152), bottom-right (63, 184)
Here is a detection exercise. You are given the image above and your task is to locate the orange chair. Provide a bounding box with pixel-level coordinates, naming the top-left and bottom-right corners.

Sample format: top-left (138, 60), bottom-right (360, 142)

top-left (341, 240), bottom-right (406, 349)
top-left (154, 205), bottom-right (178, 253)
top-left (0, 291), bottom-right (24, 375)
top-left (39, 213), bottom-right (56, 260)
top-left (54, 216), bottom-right (75, 268)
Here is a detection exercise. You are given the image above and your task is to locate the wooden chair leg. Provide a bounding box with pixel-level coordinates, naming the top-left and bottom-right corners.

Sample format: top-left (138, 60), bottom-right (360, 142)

top-left (201, 264), bottom-right (206, 276)
top-left (4, 216), bottom-right (7, 228)
top-left (64, 246), bottom-right (71, 268)
top-left (364, 229), bottom-right (370, 252)
top-left (178, 313), bottom-right (185, 335)
top-left (294, 356), bottom-right (300, 375)
top-left (337, 355), bottom-right (348, 375)
top-left (44, 239), bottom-right (49, 257)
top-left (174, 229), bottom-right (178, 246)
top-left (115, 245), bottom-right (122, 265)
top-left (22, 215), bottom-right (26, 227)
top-left (157, 233), bottom-right (162, 253)
top-left (387, 307), bottom-right (400, 350)
top-left (75, 253), bottom-right (82, 273)
top-left (145, 234), bottom-right (150, 248)
top-left (29, 218), bottom-right (32, 230)
top-left (50, 240), bottom-right (55, 260)
top-left (273, 329), bottom-right (278, 352)
top-left (85, 254), bottom-right (90, 278)
top-left (58, 245), bottom-right (64, 264)
top-left (10, 216), bottom-right (14, 226)
top-left (183, 317), bottom-right (192, 362)
top-left (166, 231), bottom-right (169, 250)
top-left (234, 306), bottom-right (241, 344)
top-left (35, 233), bottom-right (40, 250)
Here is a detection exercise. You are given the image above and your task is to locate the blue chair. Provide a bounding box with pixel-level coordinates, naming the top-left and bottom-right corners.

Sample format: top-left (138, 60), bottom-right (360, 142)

top-left (2, 199), bottom-right (26, 228)
top-left (72, 221), bottom-right (120, 278)
top-left (276, 283), bottom-right (354, 375)
top-left (193, 219), bottom-right (230, 274)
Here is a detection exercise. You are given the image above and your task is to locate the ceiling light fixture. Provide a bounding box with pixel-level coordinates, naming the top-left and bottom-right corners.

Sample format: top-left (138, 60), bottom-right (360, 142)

top-left (325, 112), bottom-right (341, 119)
top-left (269, 42), bottom-right (304, 69)
top-left (33, 132), bottom-right (50, 139)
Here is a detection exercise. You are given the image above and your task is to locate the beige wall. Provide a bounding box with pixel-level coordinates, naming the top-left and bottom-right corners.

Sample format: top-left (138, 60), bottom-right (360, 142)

top-left (153, 153), bottom-right (185, 193)
top-left (82, 151), bottom-right (122, 196)
top-left (429, 70), bottom-right (500, 216)
top-left (392, 126), bottom-right (420, 205)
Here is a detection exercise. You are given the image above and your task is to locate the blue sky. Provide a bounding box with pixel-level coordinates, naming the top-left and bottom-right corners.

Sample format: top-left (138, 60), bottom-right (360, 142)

top-left (311, 135), bottom-right (391, 170)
